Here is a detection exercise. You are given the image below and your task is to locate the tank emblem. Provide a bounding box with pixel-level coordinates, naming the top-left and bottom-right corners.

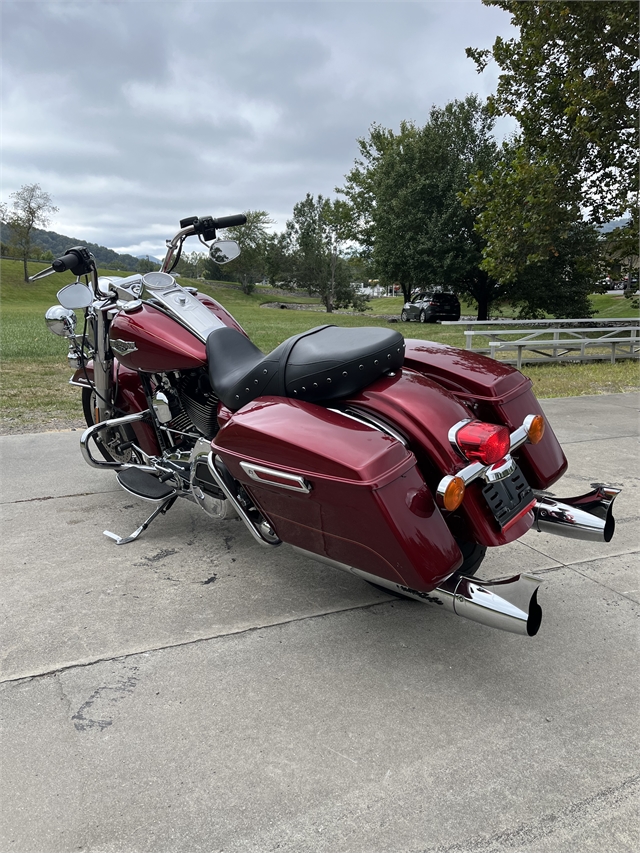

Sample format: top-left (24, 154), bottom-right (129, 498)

top-left (111, 338), bottom-right (138, 356)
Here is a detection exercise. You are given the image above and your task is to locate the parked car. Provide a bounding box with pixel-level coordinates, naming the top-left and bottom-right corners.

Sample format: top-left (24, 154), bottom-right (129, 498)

top-left (401, 291), bottom-right (461, 323)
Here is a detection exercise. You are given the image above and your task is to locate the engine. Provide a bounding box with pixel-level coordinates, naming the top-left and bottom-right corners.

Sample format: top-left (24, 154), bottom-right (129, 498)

top-left (152, 369), bottom-right (220, 442)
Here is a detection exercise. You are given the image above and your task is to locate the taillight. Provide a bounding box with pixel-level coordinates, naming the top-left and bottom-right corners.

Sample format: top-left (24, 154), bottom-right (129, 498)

top-left (455, 421), bottom-right (510, 465)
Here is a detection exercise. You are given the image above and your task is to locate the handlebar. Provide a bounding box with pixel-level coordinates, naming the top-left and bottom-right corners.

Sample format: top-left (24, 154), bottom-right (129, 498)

top-left (52, 252), bottom-right (82, 273)
top-left (212, 214), bottom-right (247, 229)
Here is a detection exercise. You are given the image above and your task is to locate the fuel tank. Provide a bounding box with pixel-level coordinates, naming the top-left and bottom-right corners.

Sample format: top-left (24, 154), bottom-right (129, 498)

top-left (109, 295), bottom-right (245, 373)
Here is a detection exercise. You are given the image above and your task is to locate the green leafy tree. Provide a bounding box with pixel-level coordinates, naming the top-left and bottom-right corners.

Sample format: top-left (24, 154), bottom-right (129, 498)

top-left (467, 1), bottom-right (639, 223)
top-left (220, 210), bottom-right (273, 294)
top-left (463, 147), bottom-right (602, 318)
top-left (284, 194), bottom-right (365, 312)
top-left (338, 96), bottom-right (504, 319)
top-left (137, 256), bottom-right (159, 274)
top-left (4, 184), bottom-right (58, 281)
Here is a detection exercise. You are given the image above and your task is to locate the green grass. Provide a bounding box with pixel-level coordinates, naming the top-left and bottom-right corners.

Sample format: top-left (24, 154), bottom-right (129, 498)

top-left (1, 258), bottom-right (638, 432)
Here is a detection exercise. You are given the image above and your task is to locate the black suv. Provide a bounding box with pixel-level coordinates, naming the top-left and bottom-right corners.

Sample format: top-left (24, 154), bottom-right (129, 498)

top-left (401, 291), bottom-right (461, 323)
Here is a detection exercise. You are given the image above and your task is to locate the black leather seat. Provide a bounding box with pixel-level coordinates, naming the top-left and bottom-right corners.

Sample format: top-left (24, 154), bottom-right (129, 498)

top-left (207, 325), bottom-right (405, 411)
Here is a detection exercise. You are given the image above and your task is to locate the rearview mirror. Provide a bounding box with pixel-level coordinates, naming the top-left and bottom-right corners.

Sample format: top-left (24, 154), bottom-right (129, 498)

top-left (57, 282), bottom-right (94, 309)
top-left (209, 240), bottom-right (240, 265)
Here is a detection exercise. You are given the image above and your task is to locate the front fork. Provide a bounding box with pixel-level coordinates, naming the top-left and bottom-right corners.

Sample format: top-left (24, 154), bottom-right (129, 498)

top-left (92, 305), bottom-right (114, 423)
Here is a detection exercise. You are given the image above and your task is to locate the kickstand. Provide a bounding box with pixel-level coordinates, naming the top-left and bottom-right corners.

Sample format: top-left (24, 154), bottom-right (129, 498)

top-left (104, 496), bottom-right (178, 545)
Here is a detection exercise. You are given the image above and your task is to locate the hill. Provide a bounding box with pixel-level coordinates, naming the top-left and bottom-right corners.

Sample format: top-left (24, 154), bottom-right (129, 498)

top-left (1, 223), bottom-right (149, 271)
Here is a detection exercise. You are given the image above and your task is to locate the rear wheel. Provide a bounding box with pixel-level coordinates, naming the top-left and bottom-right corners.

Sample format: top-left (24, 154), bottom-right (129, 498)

top-left (82, 387), bottom-right (138, 464)
top-left (419, 310), bottom-right (427, 323)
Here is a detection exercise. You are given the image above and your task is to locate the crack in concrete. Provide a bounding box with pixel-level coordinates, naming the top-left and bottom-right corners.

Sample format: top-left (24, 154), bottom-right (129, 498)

top-left (0, 599), bottom-right (394, 686)
top-left (3, 490), bottom-right (118, 506)
top-left (423, 774), bottom-right (640, 853)
top-left (521, 541), bottom-right (640, 602)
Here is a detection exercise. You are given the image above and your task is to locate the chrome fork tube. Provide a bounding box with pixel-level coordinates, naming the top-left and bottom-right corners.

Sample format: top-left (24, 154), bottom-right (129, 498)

top-left (93, 305), bottom-right (113, 423)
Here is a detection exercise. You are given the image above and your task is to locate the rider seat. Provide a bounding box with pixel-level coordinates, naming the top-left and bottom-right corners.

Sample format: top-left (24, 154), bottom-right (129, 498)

top-left (206, 325), bottom-right (405, 411)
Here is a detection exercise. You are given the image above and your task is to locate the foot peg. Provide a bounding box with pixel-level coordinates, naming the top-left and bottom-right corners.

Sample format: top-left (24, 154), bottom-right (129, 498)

top-left (105, 467), bottom-right (178, 545)
top-left (116, 467), bottom-right (176, 501)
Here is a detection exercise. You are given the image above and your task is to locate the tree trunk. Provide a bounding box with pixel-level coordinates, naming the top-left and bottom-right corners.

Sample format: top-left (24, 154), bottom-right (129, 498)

top-left (476, 292), bottom-right (489, 321)
top-left (22, 253), bottom-right (29, 282)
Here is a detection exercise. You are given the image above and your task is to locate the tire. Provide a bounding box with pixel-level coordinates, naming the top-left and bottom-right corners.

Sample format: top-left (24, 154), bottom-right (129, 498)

top-left (401, 309), bottom-right (409, 322)
top-left (455, 539), bottom-right (486, 577)
top-left (419, 310), bottom-right (427, 323)
top-left (82, 387), bottom-right (138, 464)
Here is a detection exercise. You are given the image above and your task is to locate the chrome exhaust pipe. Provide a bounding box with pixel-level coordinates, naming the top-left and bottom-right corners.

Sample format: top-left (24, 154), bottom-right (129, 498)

top-left (533, 486), bottom-right (621, 543)
top-left (290, 547), bottom-right (542, 636)
top-left (417, 572), bottom-right (543, 637)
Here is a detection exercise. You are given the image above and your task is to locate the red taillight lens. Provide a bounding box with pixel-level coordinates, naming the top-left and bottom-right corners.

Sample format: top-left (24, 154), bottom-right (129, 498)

top-left (455, 421), bottom-right (510, 465)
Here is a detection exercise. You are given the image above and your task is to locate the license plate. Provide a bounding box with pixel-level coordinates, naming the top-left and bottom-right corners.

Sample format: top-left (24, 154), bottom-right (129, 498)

top-left (482, 465), bottom-right (535, 530)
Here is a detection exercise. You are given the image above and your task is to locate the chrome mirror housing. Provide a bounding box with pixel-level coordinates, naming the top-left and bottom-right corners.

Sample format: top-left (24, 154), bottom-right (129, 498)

top-left (45, 305), bottom-right (77, 337)
top-left (209, 240), bottom-right (240, 265)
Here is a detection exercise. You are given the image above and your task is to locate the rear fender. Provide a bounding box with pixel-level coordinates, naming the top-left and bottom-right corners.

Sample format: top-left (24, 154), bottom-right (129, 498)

top-left (345, 369), bottom-right (535, 547)
top-left (71, 361), bottom-right (159, 456)
top-left (403, 340), bottom-right (567, 489)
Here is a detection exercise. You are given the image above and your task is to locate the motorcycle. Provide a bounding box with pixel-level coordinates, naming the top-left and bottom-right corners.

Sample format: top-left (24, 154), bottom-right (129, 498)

top-left (33, 213), bottom-right (621, 638)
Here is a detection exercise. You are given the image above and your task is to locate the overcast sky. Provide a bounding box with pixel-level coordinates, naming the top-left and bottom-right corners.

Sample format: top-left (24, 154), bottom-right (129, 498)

top-left (2, 0), bottom-right (517, 258)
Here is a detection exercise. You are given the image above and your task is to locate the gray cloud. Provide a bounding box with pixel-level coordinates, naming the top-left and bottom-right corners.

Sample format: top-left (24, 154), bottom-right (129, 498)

top-left (2, 0), bottom-right (516, 256)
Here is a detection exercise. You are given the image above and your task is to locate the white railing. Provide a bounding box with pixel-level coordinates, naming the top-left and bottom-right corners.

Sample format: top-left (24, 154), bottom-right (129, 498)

top-left (441, 318), bottom-right (640, 368)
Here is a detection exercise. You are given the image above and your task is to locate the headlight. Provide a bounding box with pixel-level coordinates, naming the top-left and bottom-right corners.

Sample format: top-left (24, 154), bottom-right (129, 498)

top-left (45, 305), bottom-right (77, 337)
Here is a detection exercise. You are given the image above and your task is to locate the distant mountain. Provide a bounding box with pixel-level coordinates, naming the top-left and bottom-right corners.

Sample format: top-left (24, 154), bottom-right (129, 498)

top-left (599, 218), bottom-right (631, 234)
top-left (2, 223), bottom-right (147, 271)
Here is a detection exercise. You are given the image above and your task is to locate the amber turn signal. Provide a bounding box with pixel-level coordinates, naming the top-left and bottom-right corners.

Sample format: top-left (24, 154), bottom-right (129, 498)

top-left (441, 475), bottom-right (466, 511)
top-left (526, 414), bottom-right (545, 445)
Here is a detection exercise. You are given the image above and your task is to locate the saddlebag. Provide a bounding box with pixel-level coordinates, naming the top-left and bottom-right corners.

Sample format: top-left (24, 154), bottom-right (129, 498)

top-left (211, 397), bottom-right (463, 590)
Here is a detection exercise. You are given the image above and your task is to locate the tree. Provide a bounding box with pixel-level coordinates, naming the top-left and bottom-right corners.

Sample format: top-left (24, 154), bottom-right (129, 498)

top-left (284, 194), bottom-right (366, 313)
top-left (338, 96), bottom-right (504, 319)
top-left (137, 256), bottom-right (159, 274)
top-left (4, 184), bottom-right (58, 281)
top-left (220, 210), bottom-right (273, 294)
top-left (463, 145), bottom-right (604, 318)
top-left (467, 1), bottom-right (639, 223)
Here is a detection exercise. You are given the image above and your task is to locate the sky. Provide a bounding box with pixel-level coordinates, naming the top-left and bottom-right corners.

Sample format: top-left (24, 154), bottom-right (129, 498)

top-left (2, 0), bottom-right (517, 258)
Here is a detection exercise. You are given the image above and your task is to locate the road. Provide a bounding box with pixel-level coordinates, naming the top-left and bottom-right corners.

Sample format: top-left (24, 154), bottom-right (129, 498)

top-left (0, 393), bottom-right (638, 853)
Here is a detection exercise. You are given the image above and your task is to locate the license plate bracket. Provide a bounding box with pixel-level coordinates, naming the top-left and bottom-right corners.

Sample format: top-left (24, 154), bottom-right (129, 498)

top-left (482, 465), bottom-right (535, 530)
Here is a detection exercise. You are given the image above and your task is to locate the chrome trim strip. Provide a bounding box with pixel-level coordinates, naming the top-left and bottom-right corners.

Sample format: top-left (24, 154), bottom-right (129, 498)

top-left (329, 407), bottom-right (409, 446)
top-left (448, 418), bottom-right (472, 456)
top-left (239, 462), bottom-right (311, 493)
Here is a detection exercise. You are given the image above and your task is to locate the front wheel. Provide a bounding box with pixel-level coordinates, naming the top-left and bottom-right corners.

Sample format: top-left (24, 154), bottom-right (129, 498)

top-left (82, 388), bottom-right (138, 464)
top-left (400, 309), bottom-right (409, 322)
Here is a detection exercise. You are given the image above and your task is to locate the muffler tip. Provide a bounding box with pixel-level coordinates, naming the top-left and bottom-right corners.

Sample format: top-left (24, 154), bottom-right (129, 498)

top-left (527, 589), bottom-right (542, 637)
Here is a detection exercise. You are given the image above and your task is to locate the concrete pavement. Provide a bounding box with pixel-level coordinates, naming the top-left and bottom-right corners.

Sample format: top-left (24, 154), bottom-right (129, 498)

top-left (1, 393), bottom-right (638, 852)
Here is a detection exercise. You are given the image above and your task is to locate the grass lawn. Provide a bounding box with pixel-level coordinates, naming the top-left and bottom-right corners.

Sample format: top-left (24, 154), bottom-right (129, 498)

top-left (1, 258), bottom-right (638, 432)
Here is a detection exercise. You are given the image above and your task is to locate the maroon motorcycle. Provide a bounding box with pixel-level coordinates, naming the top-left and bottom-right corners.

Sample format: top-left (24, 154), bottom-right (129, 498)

top-left (33, 213), bottom-right (620, 638)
